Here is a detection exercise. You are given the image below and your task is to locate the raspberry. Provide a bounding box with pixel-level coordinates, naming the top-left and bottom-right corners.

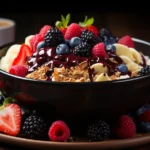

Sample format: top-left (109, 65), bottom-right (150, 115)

top-left (39, 25), bottom-right (51, 38)
top-left (48, 120), bottom-right (70, 142)
top-left (113, 115), bottom-right (136, 139)
top-left (9, 65), bottom-right (28, 77)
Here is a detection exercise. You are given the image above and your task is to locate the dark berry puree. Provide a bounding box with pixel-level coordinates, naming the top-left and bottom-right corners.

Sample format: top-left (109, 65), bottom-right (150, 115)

top-left (27, 47), bottom-right (125, 81)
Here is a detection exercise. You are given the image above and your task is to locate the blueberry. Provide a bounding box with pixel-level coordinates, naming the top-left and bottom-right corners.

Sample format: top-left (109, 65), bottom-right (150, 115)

top-left (56, 44), bottom-right (70, 55)
top-left (117, 64), bottom-right (128, 73)
top-left (36, 41), bottom-right (46, 51)
top-left (106, 45), bottom-right (116, 52)
top-left (136, 104), bottom-right (150, 116)
top-left (69, 37), bottom-right (81, 48)
top-left (137, 122), bottom-right (150, 133)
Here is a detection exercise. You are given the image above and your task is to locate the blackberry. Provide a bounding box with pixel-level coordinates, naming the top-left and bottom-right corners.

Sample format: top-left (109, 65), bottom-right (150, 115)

top-left (73, 42), bottom-right (91, 57)
top-left (81, 30), bottom-right (99, 47)
top-left (99, 28), bottom-right (110, 37)
top-left (44, 27), bottom-right (65, 47)
top-left (87, 120), bottom-right (110, 142)
top-left (138, 65), bottom-right (150, 75)
top-left (22, 111), bottom-right (48, 140)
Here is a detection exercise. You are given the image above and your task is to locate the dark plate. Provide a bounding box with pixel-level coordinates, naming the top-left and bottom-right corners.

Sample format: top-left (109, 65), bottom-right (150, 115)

top-left (0, 133), bottom-right (150, 149)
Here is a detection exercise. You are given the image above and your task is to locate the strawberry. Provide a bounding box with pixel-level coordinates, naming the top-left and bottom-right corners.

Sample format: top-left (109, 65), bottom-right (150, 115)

top-left (113, 115), bottom-right (136, 139)
top-left (138, 109), bottom-right (150, 122)
top-left (92, 43), bottom-right (109, 58)
top-left (55, 14), bottom-right (71, 36)
top-left (12, 44), bottom-right (33, 66)
top-left (0, 100), bottom-right (22, 136)
top-left (30, 34), bottom-right (43, 52)
top-left (118, 35), bottom-right (135, 48)
top-left (64, 23), bottom-right (81, 40)
top-left (9, 65), bottom-right (28, 77)
top-left (39, 25), bottom-right (51, 38)
top-left (79, 16), bottom-right (99, 36)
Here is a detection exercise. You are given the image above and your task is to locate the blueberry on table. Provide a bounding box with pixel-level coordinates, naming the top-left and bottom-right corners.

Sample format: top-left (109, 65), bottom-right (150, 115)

top-left (136, 104), bottom-right (150, 116)
top-left (56, 44), bottom-right (70, 55)
top-left (36, 41), bottom-right (46, 51)
top-left (69, 37), bottom-right (81, 47)
top-left (137, 122), bottom-right (150, 133)
top-left (116, 64), bottom-right (128, 73)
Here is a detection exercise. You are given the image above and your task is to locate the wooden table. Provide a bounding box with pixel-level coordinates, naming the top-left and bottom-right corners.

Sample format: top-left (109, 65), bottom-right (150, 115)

top-left (0, 12), bottom-right (150, 149)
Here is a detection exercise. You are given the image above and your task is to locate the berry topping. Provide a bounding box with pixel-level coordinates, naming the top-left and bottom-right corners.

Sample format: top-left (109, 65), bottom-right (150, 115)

top-left (138, 65), bottom-right (150, 75)
top-left (73, 42), bottom-right (91, 57)
top-left (48, 120), bottom-right (70, 142)
top-left (55, 14), bottom-right (71, 36)
top-left (9, 65), bottom-right (28, 77)
top-left (79, 16), bottom-right (99, 36)
top-left (81, 29), bottom-right (99, 47)
top-left (0, 100), bottom-right (22, 136)
top-left (44, 27), bottom-right (65, 47)
top-left (87, 120), bottom-right (110, 141)
top-left (64, 23), bottom-right (81, 40)
top-left (118, 35), bottom-right (135, 48)
top-left (56, 44), bottom-right (70, 55)
top-left (36, 41), bottom-right (46, 51)
top-left (39, 25), bottom-right (51, 38)
top-left (12, 44), bottom-right (33, 66)
top-left (137, 122), bottom-right (150, 133)
top-left (69, 37), bottom-right (81, 48)
top-left (113, 115), bottom-right (136, 139)
top-left (116, 64), bottom-right (128, 74)
top-left (22, 111), bottom-right (48, 139)
top-left (92, 43), bottom-right (108, 58)
top-left (30, 34), bottom-right (44, 52)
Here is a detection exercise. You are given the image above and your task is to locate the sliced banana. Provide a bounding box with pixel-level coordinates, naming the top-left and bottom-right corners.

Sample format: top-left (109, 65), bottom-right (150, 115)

top-left (0, 44), bottom-right (21, 72)
top-left (120, 55), bottom-right (142, 72)
top-left (90, 63), bottom-right (108, 73)
top-left (114, 44), bottom-right (135, 61)
top-left (130, 48), bottom-right (143, 64)
top-left (95, 73), bottom-right (111, 82)
top-left (25, 35), bottom-right (34, 47)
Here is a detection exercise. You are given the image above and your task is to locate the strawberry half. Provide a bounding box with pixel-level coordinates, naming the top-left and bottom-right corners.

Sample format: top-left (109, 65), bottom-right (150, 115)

top-left (0, 102), bottom-right (22, 136)
top-left (118, 35), bottom-right (135, 48)
top-left (79, 16), bottom-right (99, 36)
top-left (12, 44), bottom-right (33, 66)
top-left (55, 14), bottom-right (71, 36)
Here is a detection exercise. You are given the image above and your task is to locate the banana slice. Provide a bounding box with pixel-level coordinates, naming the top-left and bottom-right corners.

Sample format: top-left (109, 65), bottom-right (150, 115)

top-left (25, 35), bottom-right (34, 47)
top-left (95, 73), bottom-right (111, 82)
top-left (120, 55), bottom-right (142, 72)
top-left (114, 44), bottom-right (135, 61)
top-left (0, 44), bottom-right (21, 72)
top-left (129, 48), bottom-right (143, 64)
top-left (90, 63), bottom-right (108, 73)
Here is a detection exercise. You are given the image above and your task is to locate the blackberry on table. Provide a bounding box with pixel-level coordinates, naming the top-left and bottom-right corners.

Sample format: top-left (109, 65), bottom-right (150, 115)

top-left (44, 27), bottom-right (65, 47)
top-left (87, 120), bottom-right (110, 142)
top-left (22, 110), bottom-right (48, 140)
top-left (81, 29), bottom-right (99, 47)
top-left (138, 65), bottom-right (150, 75)
top-left (73, 42), bottom-right (91, 57)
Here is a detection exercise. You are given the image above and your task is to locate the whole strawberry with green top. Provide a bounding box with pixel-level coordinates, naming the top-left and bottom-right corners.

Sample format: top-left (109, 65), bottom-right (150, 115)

top-left (79, 16), bottom-right (99, 36)
top-left (55, 14), bottom-right (71, 36)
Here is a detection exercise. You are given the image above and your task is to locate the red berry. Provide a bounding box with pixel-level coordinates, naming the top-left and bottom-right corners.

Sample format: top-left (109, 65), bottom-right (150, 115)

top-left (138, 109), bottom-right (150, 122)
top-left (92, 43), bottom-right (108, 58)
top-left (81, 25), bottom-right (99, 36)
top-left (30, 34), bottom-right (43, 52)
top-left (64, 23), bottom-right (81, 40)
top-left (113, 115), bottom-right (136, 139)
top-left (59, 28), bottom-right (67, 36)
top-left (9, 65), bottom-right (28, 77)
top-left (39, 25), bottom-right (51, 38)
top-left (118, 35), bottom-right (135, 48)
top-left (48, 120), bottom-right (70, 142)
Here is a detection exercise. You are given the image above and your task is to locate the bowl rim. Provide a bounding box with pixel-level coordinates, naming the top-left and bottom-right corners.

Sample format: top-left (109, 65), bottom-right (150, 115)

top-left (0, 37), bottom-right (150, 85)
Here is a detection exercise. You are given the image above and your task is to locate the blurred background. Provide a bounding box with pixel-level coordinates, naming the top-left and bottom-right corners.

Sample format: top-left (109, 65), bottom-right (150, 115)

top-left (0, 3), bottom-right (150, 43)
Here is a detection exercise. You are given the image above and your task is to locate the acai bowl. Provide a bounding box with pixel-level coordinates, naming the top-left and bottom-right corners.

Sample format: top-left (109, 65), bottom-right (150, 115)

top-left (0, 14), bottom-right (150, 131)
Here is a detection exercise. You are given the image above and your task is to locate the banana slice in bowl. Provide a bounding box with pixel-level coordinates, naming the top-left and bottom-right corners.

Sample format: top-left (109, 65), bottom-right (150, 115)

top-left (95, 73), bottom-right (111, 82)
top-left (90, 63), bottom-right (108, 74)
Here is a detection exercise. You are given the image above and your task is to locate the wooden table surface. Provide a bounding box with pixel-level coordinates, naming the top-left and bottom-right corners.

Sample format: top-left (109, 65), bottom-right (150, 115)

top-left (0, 11), bottom-right (150, 149)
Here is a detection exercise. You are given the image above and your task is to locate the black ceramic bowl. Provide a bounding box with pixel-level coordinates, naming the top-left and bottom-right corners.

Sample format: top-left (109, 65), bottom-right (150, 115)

top-left (0, 38), bottom-right (150, 124)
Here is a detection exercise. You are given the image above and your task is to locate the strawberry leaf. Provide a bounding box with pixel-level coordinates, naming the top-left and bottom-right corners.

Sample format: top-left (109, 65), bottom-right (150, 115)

top-left (55, 21), bottom-right (62, 28)
top-left (79, 16), bottom-right (94, 27)
top-left (0, 97), bottom-right (16, 108)
top-left (85, 17), bottom-right (94, 26)
top-left (61, 15), bottom-right (66, 26)
top-left (66, 14), bottom-right (71, 25)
